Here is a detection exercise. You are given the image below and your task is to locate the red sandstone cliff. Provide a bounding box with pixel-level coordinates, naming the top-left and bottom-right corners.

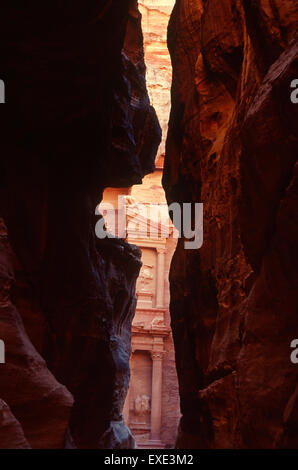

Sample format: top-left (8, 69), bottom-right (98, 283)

top-left (0, 1), bottom-right (160, 449)
top-left (139, 0), bottom-right (175, 159)
top-left (163, 0), bottom-right (298, 449)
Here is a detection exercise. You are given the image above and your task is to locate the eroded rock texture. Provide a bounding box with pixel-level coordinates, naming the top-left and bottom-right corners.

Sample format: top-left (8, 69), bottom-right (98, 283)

top-left (0, 1), bottom-right (160, 448)
top-left (0, 400), bottom-right (30, 449)
top-left (139, 0), bottom-right (175, 158)
top-left (163, 0), bottom-right (298, 448)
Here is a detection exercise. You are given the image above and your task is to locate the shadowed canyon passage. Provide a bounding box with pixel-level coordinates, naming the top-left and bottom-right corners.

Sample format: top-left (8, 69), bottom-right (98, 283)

top-left (0, 0), bottom-right (298, 450)
top-left (101, 0), bottom-right (180, 449)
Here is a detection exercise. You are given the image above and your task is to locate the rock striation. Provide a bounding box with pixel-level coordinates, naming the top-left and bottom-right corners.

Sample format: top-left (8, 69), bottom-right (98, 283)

top-left (139, 0), bottom-right (175, 160)
top-left (163, 0), bottom-right (298, 449)
top-left (0, 1), bottom-right (160, 448)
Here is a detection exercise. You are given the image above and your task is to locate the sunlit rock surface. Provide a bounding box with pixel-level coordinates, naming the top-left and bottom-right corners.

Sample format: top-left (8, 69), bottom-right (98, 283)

top-left (139, 0), bottom-right (175, 160)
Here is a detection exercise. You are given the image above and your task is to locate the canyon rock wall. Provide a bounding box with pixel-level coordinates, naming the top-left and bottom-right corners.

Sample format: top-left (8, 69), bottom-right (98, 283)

top-left (0, 1), bottom-right (160, 449)
top-left (139, 0), bottom-right (175, 160)
top-left (163, 0), bottom-right (298, 448)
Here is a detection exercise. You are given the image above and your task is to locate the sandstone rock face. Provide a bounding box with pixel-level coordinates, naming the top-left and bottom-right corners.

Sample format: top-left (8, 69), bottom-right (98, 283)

top-left (139, 0), bottom-right (175, 159)
top-left (0, 400), bottom-right (30, 449)
top-left (0, 219), bottom-right (74, 449)
top-left (0, 1), bottom-right (160, 448)
top-left (163, 0), bottom-right (298, 448)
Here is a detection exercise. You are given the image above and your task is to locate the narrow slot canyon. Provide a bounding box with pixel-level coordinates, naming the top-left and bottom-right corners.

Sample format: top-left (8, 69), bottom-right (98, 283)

top-left (0, 0), bottom-right (298, 451)
top-left (100, 0), bottom-right (179, 449)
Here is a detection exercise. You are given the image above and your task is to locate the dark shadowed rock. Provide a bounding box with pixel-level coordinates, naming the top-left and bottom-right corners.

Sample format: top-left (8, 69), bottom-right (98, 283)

top-left (0, 400), bottom-right (30, 449)
top-left (0, 0), bottom-right (160, 449)
top-left (164, 0), bottom-right (298, 449)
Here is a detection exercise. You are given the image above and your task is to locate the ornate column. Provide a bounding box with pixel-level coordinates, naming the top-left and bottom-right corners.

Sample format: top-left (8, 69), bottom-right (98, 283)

top-left (155, 248), bottom-right (165, 308)
top-left (123, 387), bottom-right (130, 425)
top-left (123, 350), bottom-right (134, 426)
top-left (150, 351), bottom-right (163, 441)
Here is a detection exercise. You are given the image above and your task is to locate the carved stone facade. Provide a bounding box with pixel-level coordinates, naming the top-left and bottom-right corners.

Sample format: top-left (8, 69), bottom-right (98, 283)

top-left (124, 220), bottom-right (179, 448)
top-left (101, 0), bottom-right (179, 448)
top-left (101, 186), bottom-right (180, 448)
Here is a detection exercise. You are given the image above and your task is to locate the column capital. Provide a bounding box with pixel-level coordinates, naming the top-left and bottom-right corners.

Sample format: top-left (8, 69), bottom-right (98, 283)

top-left (156, 247), bottom-right (166, 255)
top-left (151, 351), bottom-right (164, 361)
